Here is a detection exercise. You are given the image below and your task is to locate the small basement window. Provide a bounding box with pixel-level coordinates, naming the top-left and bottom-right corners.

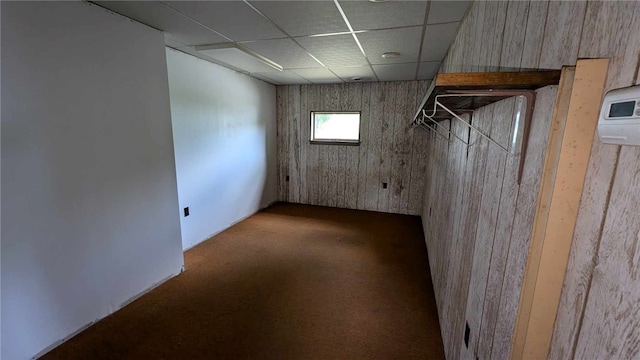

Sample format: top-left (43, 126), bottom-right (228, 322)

top-left (310, 111), bottom-right (361, 145)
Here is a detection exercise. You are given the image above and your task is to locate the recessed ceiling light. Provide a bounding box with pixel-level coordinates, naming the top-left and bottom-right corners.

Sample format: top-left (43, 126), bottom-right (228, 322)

top-left (368, 0), bottom-right (388, 2)
top-left (381, 52), bottom-right (401, 59)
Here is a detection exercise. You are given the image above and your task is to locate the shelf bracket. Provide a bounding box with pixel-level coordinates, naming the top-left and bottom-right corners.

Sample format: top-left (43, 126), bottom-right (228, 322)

top-left (419, 109), bottom-right (470, 145)
top-left (444, 90), bottom-right (536, 184)
top-left (414, 90), bottom-right (536, 184)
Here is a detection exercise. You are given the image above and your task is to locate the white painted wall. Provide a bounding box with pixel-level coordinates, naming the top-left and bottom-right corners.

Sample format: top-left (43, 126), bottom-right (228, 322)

top-left (1, 3), bottom-right (184, 359)
top-left (166, 49), bottom-right (277, 250)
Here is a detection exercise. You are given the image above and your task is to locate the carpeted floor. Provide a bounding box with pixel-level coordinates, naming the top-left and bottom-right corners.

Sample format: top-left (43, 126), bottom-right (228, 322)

top-left (43, 203), bottom-right (445, 359)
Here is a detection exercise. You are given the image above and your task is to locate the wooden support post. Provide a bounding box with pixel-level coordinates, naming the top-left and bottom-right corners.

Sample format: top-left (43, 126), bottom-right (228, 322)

top-left (511, 59), bottom-right (609, 360)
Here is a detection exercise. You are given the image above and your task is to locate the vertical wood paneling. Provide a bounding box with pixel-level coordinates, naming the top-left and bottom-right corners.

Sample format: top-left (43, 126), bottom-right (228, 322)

top-left (463, 103), bottom-right (501, 360)
top-left (389, 82), bottom-right (411, 214)
top-left (500, 1), bottom-right (530, 70)
top-left (276, 86), bottom-right (288, 201)
top-left (288, 85), bottom-right (301, 203)
top-left (431, 2), bottom-right (640, 359)
top-left (486, 1), bottom-right (509, 71)
top-left (357, 83), bottom-right (372, 210)
top-left (345, 83), bottom-right (362, 209)
top-left (299, 86), bottom-right (309, 204)
top-left (444, 117), bottom-right (473, 360)
top-left (469, 1), bottom-right (486, 72)
top-left (408, 81), bottom-right (431, 214)
top-left (519, 1), bottom-right (548, 70)
top-left (365, 82), bottom-right (384, 211)
top-left (306, 86), bottom-right (321, 205)
top-left (276, 3), bottom-right (640, 359)
top-left (550, 2), bottom-right (640, 359)
top-left (572, 146), bottom-right (640, 360)
top-left (491, 86), bottom-right (557, 359)
top-left (538, 1), bottom-right (586, 69)
top-left (377, 82), bottom-right (397, 211)
top-left (277, 81), bottom-right (428, 215)
top-left (478, 99), bottom-right (518, 360)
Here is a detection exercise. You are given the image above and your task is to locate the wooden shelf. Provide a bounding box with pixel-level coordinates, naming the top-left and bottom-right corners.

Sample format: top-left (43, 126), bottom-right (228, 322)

top-left (413, 70), bottom-right (562, 122)
top-left (412, 70), bottom-right (562, 184)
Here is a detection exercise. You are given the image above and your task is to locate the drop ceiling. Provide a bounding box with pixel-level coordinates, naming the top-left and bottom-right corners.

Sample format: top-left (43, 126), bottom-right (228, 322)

top-left (93, 0), bottom-right (471, 85)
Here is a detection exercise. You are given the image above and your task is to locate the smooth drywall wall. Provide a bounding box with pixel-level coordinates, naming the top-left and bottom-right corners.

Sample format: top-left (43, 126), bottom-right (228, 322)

top-left (166, 49), bottom-right (277, 250)
top-left (1, 2), bottom-right (184, 359)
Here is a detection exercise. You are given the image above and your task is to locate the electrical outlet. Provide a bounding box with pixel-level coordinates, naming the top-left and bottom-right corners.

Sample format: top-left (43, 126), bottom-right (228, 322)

top-left (382, 182), bottom-right (388, 189)
top-left (183, 207), bottom-right (190, 217)
top-left (464, 322), bottom-right (470, 348)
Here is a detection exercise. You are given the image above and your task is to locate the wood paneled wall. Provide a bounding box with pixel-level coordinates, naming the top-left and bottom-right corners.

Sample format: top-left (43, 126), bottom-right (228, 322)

top-left (426, 1), bottom-right (640, 360)
top-left (276, 82), bottom-right (430, 215)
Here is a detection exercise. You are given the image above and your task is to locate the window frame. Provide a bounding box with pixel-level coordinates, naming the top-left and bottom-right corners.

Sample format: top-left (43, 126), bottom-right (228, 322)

top-left (309, 111), bottom-right (362, 146)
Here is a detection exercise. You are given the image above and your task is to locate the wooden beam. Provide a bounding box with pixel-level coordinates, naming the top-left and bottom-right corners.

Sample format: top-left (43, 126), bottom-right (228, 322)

top-left (511, 59), bottom-right (609, 360)
top-left (434, 70), bottom-right (562, 89)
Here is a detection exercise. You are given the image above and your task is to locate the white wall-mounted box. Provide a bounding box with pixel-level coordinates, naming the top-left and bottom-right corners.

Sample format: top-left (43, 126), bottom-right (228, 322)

top-left (598, 85), bottom-right (640, 146)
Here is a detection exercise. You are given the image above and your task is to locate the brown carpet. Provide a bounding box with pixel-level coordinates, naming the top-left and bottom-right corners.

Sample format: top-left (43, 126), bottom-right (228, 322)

top-left (43, 203), bottom-right (445, 360)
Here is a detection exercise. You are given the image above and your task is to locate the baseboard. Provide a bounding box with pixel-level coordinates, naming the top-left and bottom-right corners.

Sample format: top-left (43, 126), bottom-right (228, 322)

top-left (33, 269), bottom-right (182, 359)
top-left (182, 200), bottom-right (278, 252)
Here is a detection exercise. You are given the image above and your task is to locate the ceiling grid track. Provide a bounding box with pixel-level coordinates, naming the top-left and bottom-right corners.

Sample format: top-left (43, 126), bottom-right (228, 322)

top-left (333, 0), bottom-right (380, 82)
top-left (242, 0), bottom-right (349, 84)
top-left (92, 0), bottom-right (471, 85)
top-left (414, 0), bottom-right (432, 80)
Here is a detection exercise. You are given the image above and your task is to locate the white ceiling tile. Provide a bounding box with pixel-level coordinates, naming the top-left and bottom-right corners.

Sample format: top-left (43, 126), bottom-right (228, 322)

top-left (242, 38), bottom-right (322, 69)
top-left (339, 0), bottom-right (427, 31)
top-left (196, 45), bottom-right (282, 73)
top-left (93, 1), bottom-right (227, 46)
top-left (254, 70), bottom-right (312, 85)
top-left (250, 1), bottom-right (348, 37)
top-left (297, 34), bottom-right (367, 67)
top-left (162, 1), bottom-right (286, 41)
top-left (421, 22), bottom-right (459, 61)
top-left (418, 61), bottom-right (440, 80)
top-left (291, 68), bottom-right (342, 84)
top-left (329, 66), bottom-right (376, 82)
top-left (372, 63), bottom-right (417, 81)
top-left (428, 1), bottom-right (472, 24)
top-left (357, 27), bottom-right (422, 65)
